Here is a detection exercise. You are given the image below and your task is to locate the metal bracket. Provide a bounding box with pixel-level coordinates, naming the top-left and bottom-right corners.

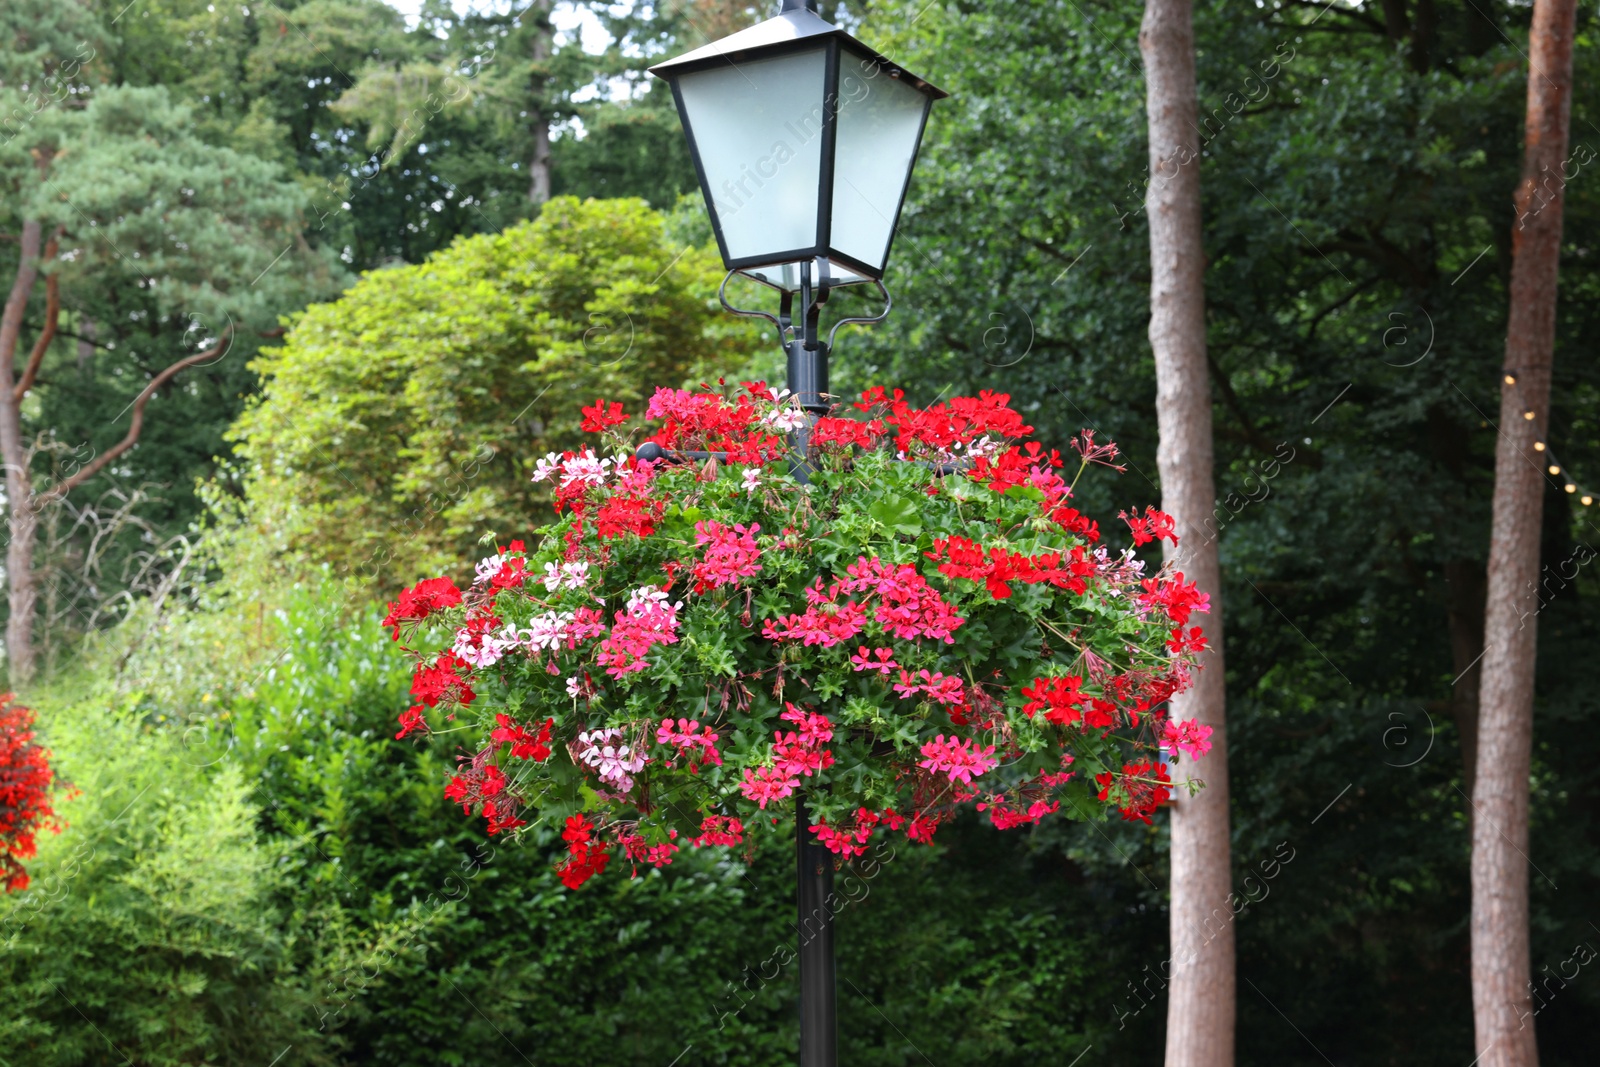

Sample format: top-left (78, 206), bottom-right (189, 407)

top-left (719, 270), bottom-right (892, 355)
top-left (719, 271), bottom-right (788, 351)
top-left (826, 279), bottom-right (891, 350)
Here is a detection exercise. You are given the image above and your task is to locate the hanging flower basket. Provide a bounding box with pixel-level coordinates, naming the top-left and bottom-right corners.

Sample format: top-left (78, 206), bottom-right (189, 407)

top-left (389, 384), bottom-right (1212, 887)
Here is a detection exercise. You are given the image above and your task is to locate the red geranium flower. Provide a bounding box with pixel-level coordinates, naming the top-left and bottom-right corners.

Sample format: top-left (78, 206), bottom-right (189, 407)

top-left (580, 398), bottom-right (630, 433)
top-left (0, 696), bottom-right (65, 892)
top-left (382, 576), bottom-right (464, 639)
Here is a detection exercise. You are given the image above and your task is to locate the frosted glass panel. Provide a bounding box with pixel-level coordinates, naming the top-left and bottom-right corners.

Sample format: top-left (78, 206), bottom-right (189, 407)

top-left (677, 50), bottom-right (828, 261)
top-left (740, 260), bottom-right (871, 292)
top-left (829, 51), bottom-right (929, 271)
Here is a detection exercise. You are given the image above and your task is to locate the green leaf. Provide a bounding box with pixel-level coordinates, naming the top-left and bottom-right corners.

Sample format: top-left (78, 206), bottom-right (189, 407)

top-left (867, 494), bottom-right (923, 536)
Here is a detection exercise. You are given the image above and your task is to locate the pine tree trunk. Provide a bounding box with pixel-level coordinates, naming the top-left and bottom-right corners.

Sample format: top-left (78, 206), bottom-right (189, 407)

top-left (9, 500), bottom-right (39, 683)
top-left (1472, 1), bottom-right (1576, 1064)
top-left (1140, 3), bottom-right (1234, 1064)
top-left (529, 117), bottom-right (552, 206)
top-left (0, 220), bottom-right (42, 686)
top-left (528, 0), bottom-right (553, 205)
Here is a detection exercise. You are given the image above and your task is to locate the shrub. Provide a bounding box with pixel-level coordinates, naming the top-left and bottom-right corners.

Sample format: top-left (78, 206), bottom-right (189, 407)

top-left (227, 196), bottom-right (765, 591)
top-left (0, 697), bottom-right (308, 1066)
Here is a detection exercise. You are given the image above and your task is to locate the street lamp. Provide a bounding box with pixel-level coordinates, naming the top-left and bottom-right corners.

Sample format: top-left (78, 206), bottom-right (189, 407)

top-left (649, 5), bottom-right (944, 1066)
top-left (649, 0), bottom-right (945, 415)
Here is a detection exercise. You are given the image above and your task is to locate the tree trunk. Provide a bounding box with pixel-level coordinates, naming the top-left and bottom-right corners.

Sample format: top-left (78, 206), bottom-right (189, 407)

top-left (1471, 1), bottom-right (1576, 1064)
top-left (527, 0), bottom-right (553, 206)
top-left (1409, 0), bottom-right (1437, 73)
top-left (0, 220), bottom-right (43, 685)
top-left (1140, 3), bottom-right (1235, 1065)
top-left (529, 113), bottom-right (552, 206)
top-left (1380, 0), bottom-right (1408, 40)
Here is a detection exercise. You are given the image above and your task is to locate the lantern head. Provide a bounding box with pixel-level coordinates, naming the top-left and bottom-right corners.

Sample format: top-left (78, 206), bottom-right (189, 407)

top-left (648, 2), bottom-right (946, 292)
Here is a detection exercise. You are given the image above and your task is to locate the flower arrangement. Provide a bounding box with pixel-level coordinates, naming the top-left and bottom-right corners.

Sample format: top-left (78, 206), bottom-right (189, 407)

top-left (389, 384), bottom-right (1212, 888)
top-left (0, 695), bottom-right (66, 892)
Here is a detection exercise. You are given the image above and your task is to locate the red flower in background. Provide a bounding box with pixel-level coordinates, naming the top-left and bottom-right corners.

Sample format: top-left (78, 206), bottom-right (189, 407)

top-left (925, 538), bottom-right (1094, 599)
top-left (0, 696), bottom-right (66, 892)
top-left (490, 557), bottom-right (529, 591)
top-left (1167, 626), bottom-right (1209, 655)
top-left (811, 416), bottom-right (885, 450)
top-left (1162, 719), bottom-right (1215, 761)
top-left (692, 814), bottom-right (745, 847)
top-left (1095, 761), bottom-right (1172, 824)
top-left (595, 494), bottom-right (664, 540)
top-left (1139, 572), bottom-right (1211, 626)
top-left (557, 815), bottom-right (612, 887)
top-left (1021, 675), bottom-right (1088, 726)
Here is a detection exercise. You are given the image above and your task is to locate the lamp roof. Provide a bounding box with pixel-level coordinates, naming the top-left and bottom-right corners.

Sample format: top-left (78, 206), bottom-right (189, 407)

top-left (646, 8), bottom-right (948, 98)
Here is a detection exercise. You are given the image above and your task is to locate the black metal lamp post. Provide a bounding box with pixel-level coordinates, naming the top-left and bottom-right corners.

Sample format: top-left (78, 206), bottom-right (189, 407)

top-left (648, 7), bottom-right (944, 1064)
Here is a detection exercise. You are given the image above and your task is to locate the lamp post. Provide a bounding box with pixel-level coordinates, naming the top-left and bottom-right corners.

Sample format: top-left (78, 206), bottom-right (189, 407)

top-left (648, 6), bottom-right (944, 1063)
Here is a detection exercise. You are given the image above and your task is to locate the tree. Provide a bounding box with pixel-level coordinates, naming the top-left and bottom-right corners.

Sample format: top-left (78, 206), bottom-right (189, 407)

top-left (1139, 2), bottom-right (1234, 1064)
top-left (327, 0), bottom-right (729, 219)
top-left (326, 0), bottom-right (563, 213)
top-left (0, 0), bottom-right (393, 674)
top-left (0, 3), bottom-right (335, 682)
top-left (1472, 1), bottom-right (1579, 1064)
top-left (846, 0), bottom-right (1600, 1056)
top-left (227, 196), bottom-right (764, 592)
top-left (525, 0), bottom-right (554, 204)
top-left (0, 0), bottom-right (739, 676)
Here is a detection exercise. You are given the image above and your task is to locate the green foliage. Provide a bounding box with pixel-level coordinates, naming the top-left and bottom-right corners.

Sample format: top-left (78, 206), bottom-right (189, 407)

top-left (0, 2), bottom-right (347, 662)
top-left (229, 196), bottom-right (764, 590)
top-left (552, 79), bottom-right (700, 206)
top-left (29, 82), bottom-right (339, 324)
top-left (0, 697), bottom-right (307, 1066)
top-left (5, 579), bottom-right (1132, 1066)
top-left (1, 0), bottom-right (1597, 1063)
top-left (852, 0), bottom-right (1600, 1063)
top-left (834, 815), bottom-right (1118, 1065)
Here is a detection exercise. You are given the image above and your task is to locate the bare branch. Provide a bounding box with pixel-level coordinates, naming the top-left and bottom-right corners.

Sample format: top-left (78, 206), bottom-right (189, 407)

top-left (14, 227), bottom-right (64, 401)
top-left (31, 471), bottom-right (203, 672)
top-left (39, 328), bottom-right (232, 504)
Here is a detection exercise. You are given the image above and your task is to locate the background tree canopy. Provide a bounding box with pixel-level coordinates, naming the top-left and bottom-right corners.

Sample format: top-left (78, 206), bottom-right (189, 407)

top-left (228, 195), bottom-right (762, 587)
top-left (0, 0), bottom-right (1596, 1065)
